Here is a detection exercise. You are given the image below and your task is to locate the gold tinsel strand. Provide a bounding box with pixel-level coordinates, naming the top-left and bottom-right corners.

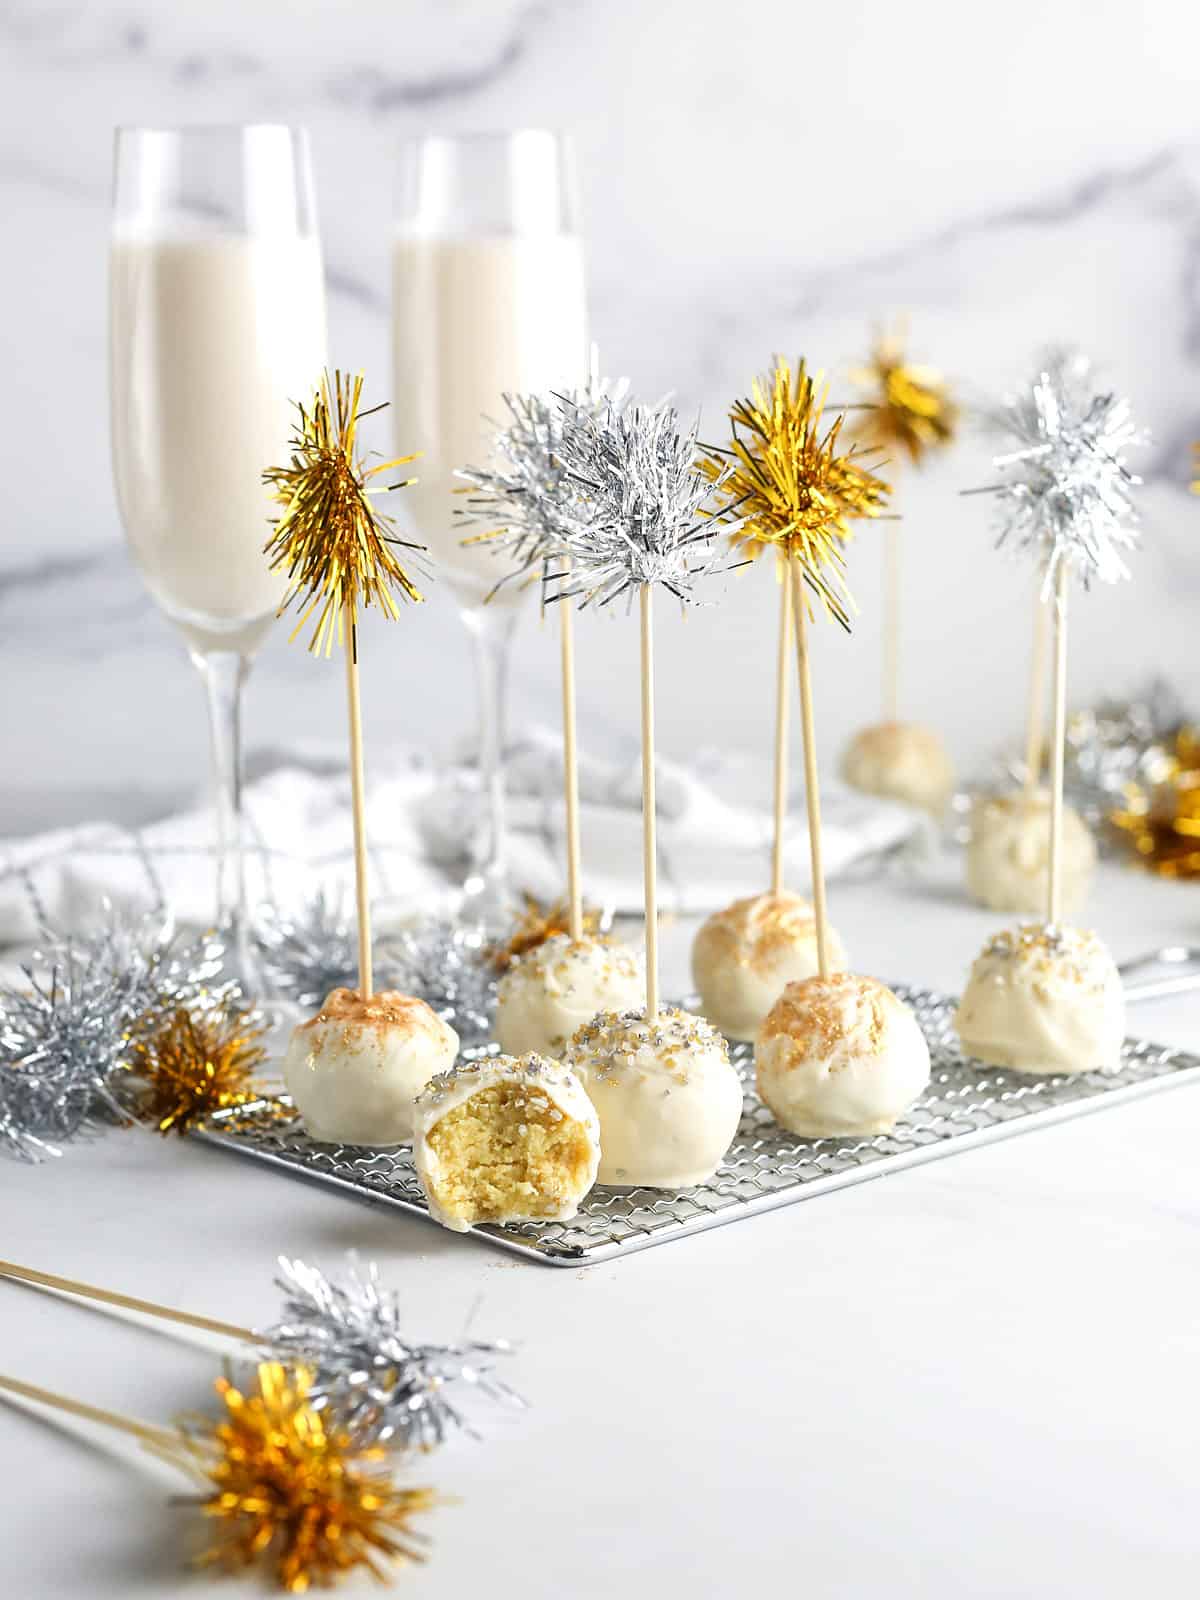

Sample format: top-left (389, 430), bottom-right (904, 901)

top-left (1110, 727), bottom-right (1200, 879)
top-left (848, 327), bottom-right (959, 467)
top-left (165, 1362), bottom-right (436, 1592)
top-left (487, 893), bottom-right (605, 971)
top-left (127, 1006), bottom-right (271, 1137)
top-left (264, 371), bottom-right (424, 656)
top-left (1190, 442), bottom-right (1200, 495)
top-left (700, 357), bottom-right (891, 629)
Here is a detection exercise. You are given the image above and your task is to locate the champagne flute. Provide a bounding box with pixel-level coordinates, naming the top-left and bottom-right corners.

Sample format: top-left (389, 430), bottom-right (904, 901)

top-left (391, 130), bottom-right (588, 917)
top-left (109, 124), bottom-right (327, 964)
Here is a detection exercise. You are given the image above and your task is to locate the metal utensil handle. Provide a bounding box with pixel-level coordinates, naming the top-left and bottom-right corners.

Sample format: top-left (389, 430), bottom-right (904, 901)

top-left (1119, 946), bottom-right (1200, 1003)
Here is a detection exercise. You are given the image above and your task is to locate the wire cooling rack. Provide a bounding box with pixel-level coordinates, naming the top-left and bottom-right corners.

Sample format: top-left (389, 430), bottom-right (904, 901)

top-left (193, 985), bottom-right (1200, 1267)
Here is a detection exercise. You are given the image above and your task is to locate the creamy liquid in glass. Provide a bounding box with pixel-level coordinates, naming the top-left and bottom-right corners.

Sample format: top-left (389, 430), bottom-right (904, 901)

top-left (391, 233), bottom-right (587, 606)
top-left (110, 233), bottom-right (327, 654)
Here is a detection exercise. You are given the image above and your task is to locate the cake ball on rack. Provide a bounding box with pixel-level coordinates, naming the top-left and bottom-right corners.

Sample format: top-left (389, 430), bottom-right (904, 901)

top-left (495, 934), bottom-right (644, 1059)
top-left (840, 721), bottom-right (955, 815)
top-left (565, 1008), bottom-right (743, 1188)
top-left (955, 923), bottom-right (1124, 1076)
top-left (283, 988), bottom-right (458, 1147)
top-left (966, 789), bottom-right (1095, 915)
top-left (756, 974), bottom-right (931, 1138)
top-left (691, 890), bottom-right (848, 1042)
top-left (412, 1054), bottom-right (601, 1232)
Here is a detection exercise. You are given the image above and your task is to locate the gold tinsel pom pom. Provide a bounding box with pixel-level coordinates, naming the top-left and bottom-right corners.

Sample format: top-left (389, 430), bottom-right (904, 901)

top-left (701, 357), bottom-right (891, 629)
top-left (128, 1006), bottom-right (270, 1136)
top-left (1190, 442), bottom-right (1200, 496)
top-left (1110, 727), bottom-right (1200, 879)
top-left (487, 893), bottom-right (605, 971)
top-left (264, 370), bottom-right (424, 657)
top-left (168, 1363), bottom-right (435, 1592)
top-left (849, 327), bottom-right (959, 467)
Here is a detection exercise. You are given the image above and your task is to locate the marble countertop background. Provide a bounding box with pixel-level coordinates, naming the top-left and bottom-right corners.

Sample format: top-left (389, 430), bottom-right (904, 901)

top-left (2, 0), bottom-right (1199, 834)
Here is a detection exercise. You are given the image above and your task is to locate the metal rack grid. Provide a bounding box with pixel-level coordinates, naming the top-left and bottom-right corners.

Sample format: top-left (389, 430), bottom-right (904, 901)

top-left (194, 985), bottom-right (1200, 1266)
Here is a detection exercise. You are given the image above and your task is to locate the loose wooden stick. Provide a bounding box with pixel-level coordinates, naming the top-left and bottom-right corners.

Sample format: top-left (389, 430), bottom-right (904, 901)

top-left (1024, 587), bottom-right (1050, 793)
top-left (639, 585), bottom-right (660, 1021)
top-left (789, 558), bottom-right (830, 979)
top-left (343, 606), bottom-right (373, 998)
top-left (770, 566), bottom-right (792, 898)
top-left (882, 523), bottom-right (901, 722)
top-left (0, 1374), bottom-right (179, 1453)
top-left (1046, 563), bottom-right (1069, 924)
top-left (0, 1259), bottom-right (254, 1343)
top-left (560, 599), bottom-right (584, 942)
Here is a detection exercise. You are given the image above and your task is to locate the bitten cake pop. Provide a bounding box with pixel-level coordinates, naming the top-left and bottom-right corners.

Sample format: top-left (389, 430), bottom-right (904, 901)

top-left (756, 974), bottom-right (931, 1136)
top-left (691, 891), bottom-right (847, 1042)
top-left (840, 721), bottom-right (955, 815)
top-left (495, 934), bottom-right (644, 1058)
top-left (283, 989), bottom-right (458, 1146)
top-left (413, 1054), bottom-right (600, 1232)
top-left (966, 788), bottom-right (1095, 914)
top-left (955, 924), bottom-right (1124, 1075)
top-left (566, 1009), bottom-right (743, 1188)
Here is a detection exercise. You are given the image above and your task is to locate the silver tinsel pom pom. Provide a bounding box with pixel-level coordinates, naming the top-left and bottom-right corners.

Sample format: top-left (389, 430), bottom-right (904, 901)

top-left (260, 1256), bottom-right (523, 1450)
top-left (387, 916), bottom-right (496, 1050)
top-left (974, 346), bottom-right (1144, 592)
top-left (254, 898), bottom-right (496, 1047)
top-left (253, 893), bottom-right (364, 1011)
top-left (0, 910), bottom-right (229, 1161)
top-left (544, 396), bottom-right (739, 608)
top-left (456, 361), bottom-right (631, 594)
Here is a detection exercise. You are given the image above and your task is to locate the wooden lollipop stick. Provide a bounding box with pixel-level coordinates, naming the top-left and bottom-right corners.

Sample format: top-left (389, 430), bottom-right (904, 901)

top-left (343, 607), bottom-right (373, 998)
top-left (0, 1259), bottom-right (254, 1343)
top-left (882, 523), bottom-right (901, 723)
top-left (1046, 563), bottom-right (1069, 924)
top-left (771, 566), bottom-right (792, 898)
top-left (639, 585), bottom-right (660, 1021)
top-left (789, 558), bottom-right (831, 979)
top-left (560, 600), bottom-right (584, 942)
top-left (1024, 587), bottom-right (1050, 793)
top-left (0, 1374), bottom-right (179, 1453)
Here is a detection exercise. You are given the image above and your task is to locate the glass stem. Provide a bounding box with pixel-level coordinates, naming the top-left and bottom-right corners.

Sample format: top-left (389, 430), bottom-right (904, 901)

top-left (463, 604), bottom-right (517, 895)
top-left (192, 649), bottom-right (251, 955)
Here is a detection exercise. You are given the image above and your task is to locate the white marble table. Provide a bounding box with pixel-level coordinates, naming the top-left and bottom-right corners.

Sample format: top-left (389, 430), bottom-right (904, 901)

top-left (1, 852), bottom-right (1197, 1597)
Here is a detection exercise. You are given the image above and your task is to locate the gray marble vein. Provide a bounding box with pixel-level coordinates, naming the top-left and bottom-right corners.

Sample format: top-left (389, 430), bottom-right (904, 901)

top-left (2, 0), bottom-right (1200, 809)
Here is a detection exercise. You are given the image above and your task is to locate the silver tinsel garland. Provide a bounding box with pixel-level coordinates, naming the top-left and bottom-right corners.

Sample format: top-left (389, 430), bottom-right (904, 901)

top-left (387, 915), bottom-right (496, 1049)
top-left (260, 1256), bottom-right (523, 1451)
top-left (0, 910), bottom-right (230, 1161)
top-left (254, 897), bottom-right (496, 1048)
top-left (972, 346), bottom-right (1144, 591)
top-left (953, 681), bottom-right (1190, 846)
top-left (253, 892), bottom-right (367, 1010)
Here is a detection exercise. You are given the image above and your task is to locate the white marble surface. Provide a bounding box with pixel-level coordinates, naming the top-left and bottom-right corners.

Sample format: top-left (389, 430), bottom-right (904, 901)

top-left (2, 0), bottom-right (1200, 834)
top-left (0, 854), bottom-right (1197, 1597)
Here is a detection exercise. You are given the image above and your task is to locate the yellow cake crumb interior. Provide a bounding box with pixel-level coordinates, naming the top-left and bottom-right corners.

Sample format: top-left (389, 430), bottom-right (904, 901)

top-left (426, 1083), bottom-right (593, 1225)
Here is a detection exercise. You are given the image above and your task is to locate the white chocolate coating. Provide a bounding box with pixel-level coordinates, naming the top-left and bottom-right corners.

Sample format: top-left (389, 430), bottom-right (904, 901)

top-left (840, 720), bottom-right (955, 814)
top-left (955, 923), bottom-right (1124, 1076)
top-left (283, 988), bottom-right (459, 1147)
top-left (691, 891), bottom-right (848, 1042)
top-left (412, 1053), bottom-right (601, 1232)
top-left (756, 974), bottom-right (931, 1137)
top-left (966, 788), bottom-right (1096, 915)
top-left (496, 934), bottom-right (644, 1059)
top-left (565, 1008), bottom-right (743, 1189)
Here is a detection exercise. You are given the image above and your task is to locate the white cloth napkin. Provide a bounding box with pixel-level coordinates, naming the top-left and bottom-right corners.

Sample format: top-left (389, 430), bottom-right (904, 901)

top-left (0, 729), bottom-right (921, 944)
